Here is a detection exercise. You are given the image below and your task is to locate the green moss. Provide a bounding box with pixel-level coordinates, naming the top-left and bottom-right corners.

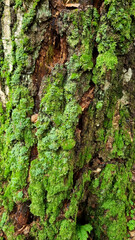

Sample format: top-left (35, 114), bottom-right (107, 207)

top-left (2, 222), bottom-right (15, 240)
top-left (0, 1), bottom-right (135, 239)
top-left (91, 163), bottom-right (133, 239)
top-left (56, 220), bottom-right (76, 240)
top-left (14, 0), bottom-right (23, 9)
top-left (96, 101), bottom-right (103, 109)
top-left (0, 86), bottom-right (35, 215)
top-left (11, 37), bottom-right (32, 85)
top-left (93, 0), bottom-right (134, 84)
top-left (0, 39), bottom-right (4, 82)
top-left (22, 0), bottom-right (41, 32)
top-left (61, 139), bottom-right (76, 151)
top-left (76, 224), bottom-right (93, 240)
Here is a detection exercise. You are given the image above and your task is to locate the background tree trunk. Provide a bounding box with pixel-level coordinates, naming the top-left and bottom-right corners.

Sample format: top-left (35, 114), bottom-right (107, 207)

top-left (0, 0), bottom-right (135, 239)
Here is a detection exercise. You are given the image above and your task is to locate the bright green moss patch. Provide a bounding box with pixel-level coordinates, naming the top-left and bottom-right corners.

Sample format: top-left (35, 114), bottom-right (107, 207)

top-left (0, 86), bottom-right (34, 215)
top-left (91, 163), bottom-right (133, 240)
top-left (56, 220), bottom-right (76, 240)
top-left (76, 224), bottom-right (93, 240)
top-left (61, 139), bottom-right (76, 150)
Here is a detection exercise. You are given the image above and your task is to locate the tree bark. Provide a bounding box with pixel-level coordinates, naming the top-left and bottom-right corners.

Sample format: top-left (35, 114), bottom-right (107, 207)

top-left (0, 0), bottom-right (135, 239)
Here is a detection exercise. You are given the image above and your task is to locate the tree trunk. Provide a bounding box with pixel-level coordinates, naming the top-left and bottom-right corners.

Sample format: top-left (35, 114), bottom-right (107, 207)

top-left (0, 0), bottom-right (135, 239)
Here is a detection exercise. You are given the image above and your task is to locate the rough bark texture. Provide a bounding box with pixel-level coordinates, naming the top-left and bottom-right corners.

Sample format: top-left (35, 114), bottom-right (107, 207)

top-left (0, 0), bottom-right (135, 239)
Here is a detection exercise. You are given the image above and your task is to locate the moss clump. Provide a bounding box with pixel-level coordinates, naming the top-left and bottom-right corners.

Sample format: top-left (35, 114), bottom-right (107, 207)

top-left (1, 87), bottom-right (34, 196)
top-left (93, 0), bottom-right (135, 84)
top-left (22, 0), bottom-right (41, 32)
top-left (91, 162), bottom-right (133, 240)
top-left (0, 86), bottom-right (35, 237)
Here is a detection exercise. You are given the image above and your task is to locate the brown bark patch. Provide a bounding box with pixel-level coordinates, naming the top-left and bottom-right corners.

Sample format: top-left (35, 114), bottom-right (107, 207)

top-left (80, 86), bottom-right (94, 111)
top-left (9, 201), bottom-right (35, 237)
top-left (0, 231), bottom-right (7, 240)
top-left (75, 83), bottom-right (95, 146)
top-left (32, 25), bottom-right (67, 88)
top-left (32, 19), bottom-right (68, 112)
top-left (106, 136), bottom-right (114, 151)
top-left (112, 102), bottom-right (120, 130)
top-left (94, 0), bottom-right (104, 10)
top-left (15, 203), bottom-right (30, 229)
top-left (30, 145), bottom-right (38, 161)
top-left (132, 164), bottom-right (135, 182)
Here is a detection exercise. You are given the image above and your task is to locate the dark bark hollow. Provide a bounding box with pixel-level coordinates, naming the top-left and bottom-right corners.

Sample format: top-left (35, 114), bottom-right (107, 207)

top-left (0, 0), bottom-right (135, 239)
